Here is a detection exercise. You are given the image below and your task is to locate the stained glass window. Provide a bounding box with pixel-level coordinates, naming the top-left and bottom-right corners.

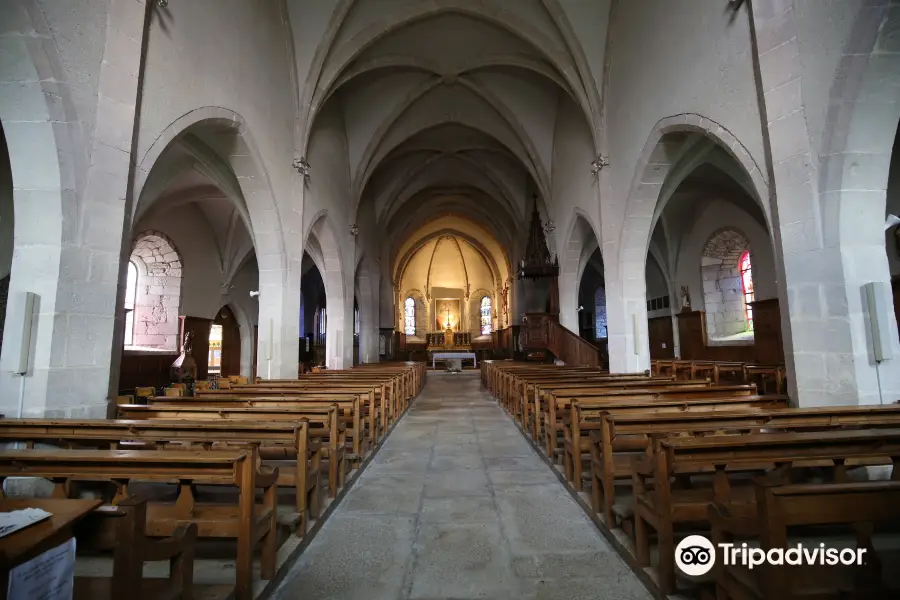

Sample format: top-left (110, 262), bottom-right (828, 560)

top-left (124, 261), bottom-right (137, 346)
top-left (480, 296), bottom-right (492, 335)
top-left (208, 324), bottom-right (223, 374)
top-left (595, 287), bottom-right (608, 339)
top-left (404, 297), bottom-right (416, 335)
top-left (739, 250), bottom-right (754, 331)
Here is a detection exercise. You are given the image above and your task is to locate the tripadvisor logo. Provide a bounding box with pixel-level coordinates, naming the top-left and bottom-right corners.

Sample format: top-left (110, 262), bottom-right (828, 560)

top-left (676, 535), bottom-right (716, 576)
top-left (675, 535), bottom-right (867, 577)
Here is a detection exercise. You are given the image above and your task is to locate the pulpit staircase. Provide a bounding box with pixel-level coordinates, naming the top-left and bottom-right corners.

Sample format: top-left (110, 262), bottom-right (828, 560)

top-left (521, 313), bottom-right (602, 368)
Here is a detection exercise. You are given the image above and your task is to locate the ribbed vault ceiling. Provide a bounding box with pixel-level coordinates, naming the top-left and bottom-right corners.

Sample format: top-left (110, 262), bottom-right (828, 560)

top-left (301, 0), bottom-right (605, 260)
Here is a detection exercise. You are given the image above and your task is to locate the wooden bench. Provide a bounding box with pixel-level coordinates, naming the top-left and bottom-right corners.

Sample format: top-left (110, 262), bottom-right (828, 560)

top-left (154, 392), bottom-right (370, 457)
top-left (744, 364), bottom-right (787, 395)
top-left (533, 378), bottom-right (709, 442)
top-left (224, 383), bottom-right (389, 433)
top-left (118, 403), bottom-right (346, 498)
top-left (73, 496), bottom-right (197, 600)
top-left (254, 368), bottom-right (419, 422)
top-left (588, 403), bottom-right (900, 527)
top-left (510, 374), bottom-right (675, 430)
top-left (0, 418), bottom-right (321, 535)
top-left (0, 448), bottom-right (276, 600)
top-left (632, 428), bottom-right (900, 594)
top-left (545, 384), bottom-right (759, 458)
top-left (0, 497), bottom-right (193, 600)
top-left (709, 479), bottom-right (900, 599)
top-left (563, 394), bottom-right (787, 491)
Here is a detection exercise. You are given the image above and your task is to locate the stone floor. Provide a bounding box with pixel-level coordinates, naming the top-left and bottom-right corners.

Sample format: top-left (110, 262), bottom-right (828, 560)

top-left (273, 371), bottom-right (652, 600)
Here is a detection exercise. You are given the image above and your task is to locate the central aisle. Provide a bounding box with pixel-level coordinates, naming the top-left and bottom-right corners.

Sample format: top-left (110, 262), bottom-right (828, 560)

top-left (274, 372), bottom-right (651, 600)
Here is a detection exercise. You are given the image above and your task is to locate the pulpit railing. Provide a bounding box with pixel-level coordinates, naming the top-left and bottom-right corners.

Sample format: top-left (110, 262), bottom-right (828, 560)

top-left (548, 319), bottom-right (602, 368)
top-left (520, 313), bottom-right (601, 368)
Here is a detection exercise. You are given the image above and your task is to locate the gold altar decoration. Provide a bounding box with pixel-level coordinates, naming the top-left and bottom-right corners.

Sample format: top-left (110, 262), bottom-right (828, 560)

top-left (425, 299), bottom-right (470, 351)
top-left (435, 299), bottom-right (460, 332)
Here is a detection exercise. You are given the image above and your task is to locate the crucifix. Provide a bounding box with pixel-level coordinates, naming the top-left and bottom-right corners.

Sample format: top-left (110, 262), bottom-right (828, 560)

top-left (444, 304), bottom-right (452, 329)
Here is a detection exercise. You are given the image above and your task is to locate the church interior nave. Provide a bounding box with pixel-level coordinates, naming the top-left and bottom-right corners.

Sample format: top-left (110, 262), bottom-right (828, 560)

top-left (1, 0), bottom-right (900, 598)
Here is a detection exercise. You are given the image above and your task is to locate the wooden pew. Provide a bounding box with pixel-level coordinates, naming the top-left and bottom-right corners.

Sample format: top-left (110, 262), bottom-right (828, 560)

top-left (744, 364), bottom-right (787, 395)
top-left (532, 378), bottom-right (709, 442)
top-left (118, 403), bottom-right (346, 498)
top-left (563, 394), bottom-right (787, 491)
top-left (545, 384), bottom-right (760, 458)
top-left (509, 373), bottom-right (673, 428)
top-left (632, 429), bottom-right (900, 594)
top-left (589, 403), bottom-right (900, 527)
top-left (155, 392), bottom-right (369, 457)
top-left (73, 496), bottom-right (197, 600)
top-left (709, 479), bottom-right (900, 599)
top-left (0, 418), bottom-right (321, 535)
top-left (253, 366), bottom-right (420, 422)
top-left (223, 384), bottom-right (388, 434)
top-left (0, 448), bottom-right (276, 600)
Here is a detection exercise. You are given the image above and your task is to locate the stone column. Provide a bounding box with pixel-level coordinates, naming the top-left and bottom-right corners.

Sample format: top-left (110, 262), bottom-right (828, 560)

top-left (603, 272), bottom-right (650, 374)
top-left (356, 259), bottom-right (379, 363)
top-left (751, 0), bottom-right (900, 406)
top-left (256, 255), bottom-right (301, 379)
top-left (0, 0), bottom-right (151, 418)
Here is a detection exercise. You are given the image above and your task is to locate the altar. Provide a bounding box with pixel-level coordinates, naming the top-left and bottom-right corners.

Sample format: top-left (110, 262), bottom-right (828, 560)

top-left (431, 351), bottom-right (477, 369)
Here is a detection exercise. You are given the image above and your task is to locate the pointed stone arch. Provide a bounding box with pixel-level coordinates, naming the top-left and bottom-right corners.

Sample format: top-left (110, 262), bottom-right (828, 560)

top-left (608, 114), bottom-right (769, 372)
top-left (306, 212), bottom-right (349, 368)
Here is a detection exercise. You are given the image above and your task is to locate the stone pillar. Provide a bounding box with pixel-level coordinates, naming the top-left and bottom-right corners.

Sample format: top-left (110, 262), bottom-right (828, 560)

top-left (604, 272), bottom-right (650, 374)
top-left (0, 0), bottom-right (150, 418)
top-left (751, 1), bottom-right (900, 406)
top-left (558, 270), bottom-right (579, 332)
top-left (322, 266), bottom-right (353, 370)
top-left (256, 256), bottom-right (301, 379)
top-left (356, 259), bottom-right (379, 363)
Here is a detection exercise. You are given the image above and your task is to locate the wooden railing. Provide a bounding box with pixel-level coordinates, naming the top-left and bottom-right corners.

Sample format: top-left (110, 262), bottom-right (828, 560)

top-left (519, 313), bottom-right (601, 368)
top-left (547, 318), bottom-right (602, 368)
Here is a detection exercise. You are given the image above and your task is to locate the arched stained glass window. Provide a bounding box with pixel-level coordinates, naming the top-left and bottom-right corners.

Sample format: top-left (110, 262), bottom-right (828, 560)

top-left (404, 297), bottom-right (416, 335)
top-left (124, 260), bottom-right (138, 346)
top-left (739, 250), bottom-right (754, 331)
top-left (595, 287), bottom-right (608, 339)
top-left (480, 296), bottom-right (492, 335)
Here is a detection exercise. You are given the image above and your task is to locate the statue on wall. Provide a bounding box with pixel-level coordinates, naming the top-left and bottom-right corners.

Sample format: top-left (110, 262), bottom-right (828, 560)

top-left (500, 282), bottom-right (510, 326)
top-left (680, 285), bottom-right (691, 312)
top-left (171, 331), bottom-right (198, 384)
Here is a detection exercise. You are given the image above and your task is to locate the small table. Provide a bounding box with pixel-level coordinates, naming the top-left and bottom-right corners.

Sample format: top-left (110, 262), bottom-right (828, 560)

top-left (432, 352), bottom-right (477, 369)
top-left (0, 498), bottom-right (102, 599)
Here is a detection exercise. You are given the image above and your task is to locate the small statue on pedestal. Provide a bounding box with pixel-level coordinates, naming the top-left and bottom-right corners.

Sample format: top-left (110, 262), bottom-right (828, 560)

top-left (170, 331), bottom-right (198, 393)
top-left (680, 285), bottom-right (692, 313)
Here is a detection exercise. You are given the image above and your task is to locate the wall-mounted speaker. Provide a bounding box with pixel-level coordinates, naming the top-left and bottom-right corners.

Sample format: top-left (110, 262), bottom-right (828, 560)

top-left (7, 292), bottom-right (35, 375)
top-left (864, 281), bottom-right (894, 362)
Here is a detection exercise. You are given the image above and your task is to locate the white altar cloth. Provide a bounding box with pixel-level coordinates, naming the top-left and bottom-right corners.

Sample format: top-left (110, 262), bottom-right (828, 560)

top-left (431, 352), bottom-right (477, 369)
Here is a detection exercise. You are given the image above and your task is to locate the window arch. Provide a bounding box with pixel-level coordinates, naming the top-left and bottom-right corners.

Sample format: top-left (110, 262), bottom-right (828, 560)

top-left (480, 296), bottom-right (492, 335)
top-left (404, 297), bottom-right (416, 335)
top-left (739, 250), bottom-right (754, 331)
top-left (127, 231), bottom-right (183, 350)
top-left (123, 260), bottom-right (138, 345)
top-left (701, 228), bottom-right (753, 339)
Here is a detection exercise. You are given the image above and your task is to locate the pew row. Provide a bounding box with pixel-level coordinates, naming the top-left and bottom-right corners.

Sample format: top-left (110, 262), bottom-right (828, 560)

top-left (0, 449), bottom-right (275, 600)
top-left (0, 418), bottom-right (322, 535)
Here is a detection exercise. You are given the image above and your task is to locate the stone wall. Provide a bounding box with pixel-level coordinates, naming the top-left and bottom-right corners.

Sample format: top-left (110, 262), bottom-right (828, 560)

top-left (130, 231), bottom-right (182, 350)
top-left (701, 229), bottom-right (750, 339)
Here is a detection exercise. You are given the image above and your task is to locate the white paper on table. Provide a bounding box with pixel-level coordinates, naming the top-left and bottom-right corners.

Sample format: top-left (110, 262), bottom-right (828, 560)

top-left (7, 537), bottom-right (75, 600)
top-left (0, 509), bottom-right (53, 539)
